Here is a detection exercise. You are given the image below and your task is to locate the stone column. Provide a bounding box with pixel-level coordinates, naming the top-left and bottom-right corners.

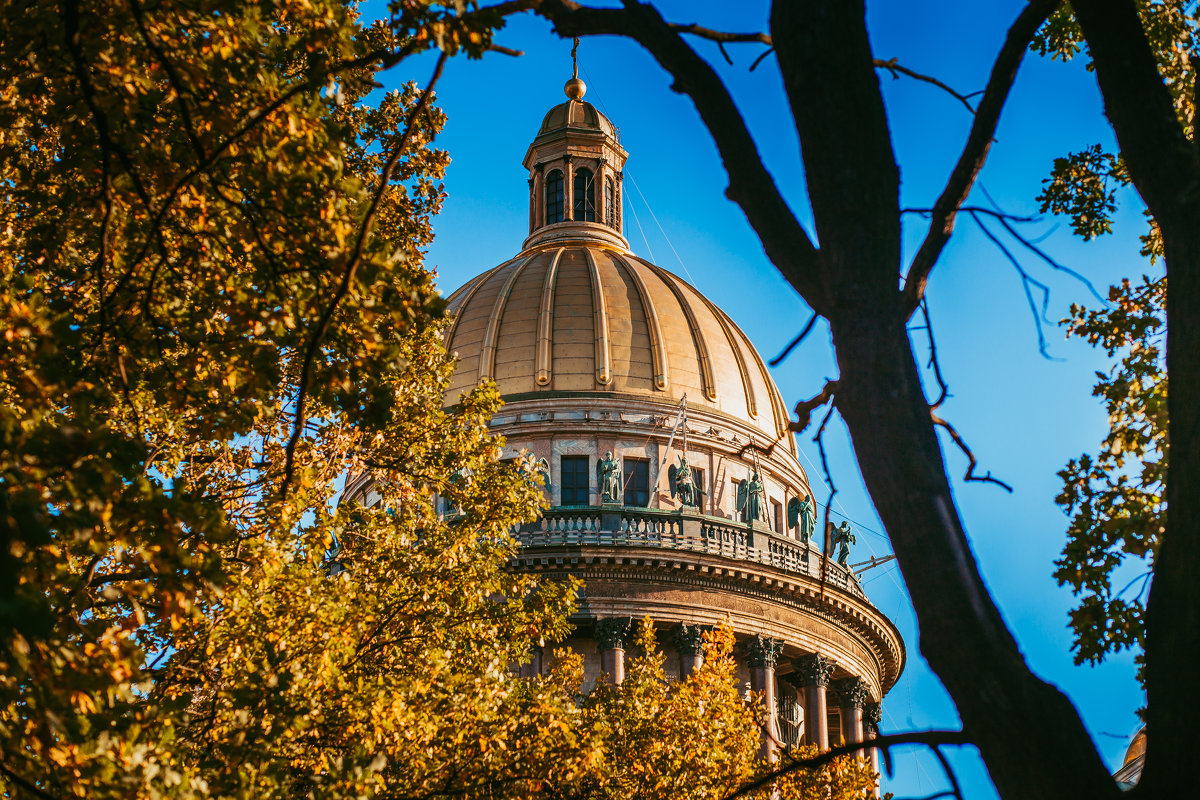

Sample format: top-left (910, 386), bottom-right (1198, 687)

top-left (518, 644), bottom-right (544, 679)
top-left (833, 676), bottom-right (869, 745)
top-left (563, 154), bottom-right (574, 220)
top-left (674, 623), bottom-right (707, 678)
top-left (795, 653), bottom-right (835, 750)
top-left (863, 700), bottom-right (883, 797)
top-left (596, 616), bottom-right (632, 685)
top-left (746, 634), bottom-right (784, 760)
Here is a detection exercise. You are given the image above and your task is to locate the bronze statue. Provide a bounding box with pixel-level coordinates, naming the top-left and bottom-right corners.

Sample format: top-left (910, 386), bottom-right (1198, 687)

top-left (668, 456), bottom-right (700, 507)
top-left (788, 495), bottom-right (817, 544)
top-left (736, 469), bottom-right (769, 524)
top-left (597, 451), bottom-right (622, 504)
top-left (834, 521), bottom-right (856, 566)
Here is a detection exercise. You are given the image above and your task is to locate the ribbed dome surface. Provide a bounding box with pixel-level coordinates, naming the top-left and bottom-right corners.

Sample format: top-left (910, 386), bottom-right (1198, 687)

top-left (443, 244), bottom-right (793, 449)
top-left (537, 99), bottom-right (617, 139)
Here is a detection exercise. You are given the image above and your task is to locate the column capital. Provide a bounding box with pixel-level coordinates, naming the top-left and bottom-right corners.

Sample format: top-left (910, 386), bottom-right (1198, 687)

top-left (673, 623), bottom-right (709, 656)
top-left (744, 634), bottom-right (784, 668)
top-left (832, 676), bottom-right (870, 709)
top-left (863, 701), bottom-right (882, 736)
top-left (595, 616), bottom-right (633, 651)
top-left (793, 653), bottom-right (836, 687)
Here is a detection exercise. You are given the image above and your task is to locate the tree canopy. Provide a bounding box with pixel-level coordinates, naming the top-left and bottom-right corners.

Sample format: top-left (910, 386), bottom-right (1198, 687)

top-left (0, 1), bottom-right (876, 797)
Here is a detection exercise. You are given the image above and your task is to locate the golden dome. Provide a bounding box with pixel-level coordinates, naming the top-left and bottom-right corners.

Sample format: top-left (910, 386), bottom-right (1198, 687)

top-left (443, 242), bottom-right (795, 453)
top-left (536, 99), bottom-right (617, 140)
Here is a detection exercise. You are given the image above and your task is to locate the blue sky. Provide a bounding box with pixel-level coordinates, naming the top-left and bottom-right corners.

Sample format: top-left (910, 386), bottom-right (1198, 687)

top-left (382, 2), bottom-right (1154, 796)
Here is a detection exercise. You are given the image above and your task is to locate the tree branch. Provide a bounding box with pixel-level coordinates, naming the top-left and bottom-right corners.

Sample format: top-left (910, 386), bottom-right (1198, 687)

top-left (901, 0), bottom-right (1057, 317)
top-left (281, 52), bottom-right (449, 496)
top-left (725, 730), bottom-right (971, 799)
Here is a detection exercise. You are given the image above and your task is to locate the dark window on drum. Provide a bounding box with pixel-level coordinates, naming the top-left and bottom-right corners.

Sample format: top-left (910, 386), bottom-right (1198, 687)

top-left (546, 169), bottom-right (565, 224)
top-left (560, 456), bottom-right (590, 506)
top-left (623, 458), bottom-right (650, 507)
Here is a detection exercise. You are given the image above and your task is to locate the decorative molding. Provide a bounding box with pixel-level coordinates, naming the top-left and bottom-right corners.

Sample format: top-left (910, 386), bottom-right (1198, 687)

top-left (832, 676), bottom-right (870, 709)
top-left (794, 653), bottom-right (836, 687)
top-left (611, 253), bottom-right (668, 391)
top-left (630, 255), bottom-right (718, 402)
top-left (582, 248), bottom-right (612, 385)
top-left (673, 622), bottom-right (709, 656)
top-left (535, 248), bottom-right (565, 386)
top-left (595, 616), bottom-right (633, 651)
top-left (744, 634), bottom-right (784, 668)
top-left (479, 254), bottom-right (537, 382)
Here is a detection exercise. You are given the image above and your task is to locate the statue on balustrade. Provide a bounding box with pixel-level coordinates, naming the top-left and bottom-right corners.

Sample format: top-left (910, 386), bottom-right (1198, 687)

top-left (668, 456), bottom-right (701, 508)
top-left (788, 495), bottom-right (817, 545)
top-left (834, 521), bottom-right (856, 566)
top-left (597, 451), bottom-right (622, 504)
top-left (737, 469), bottom-right (769, 525)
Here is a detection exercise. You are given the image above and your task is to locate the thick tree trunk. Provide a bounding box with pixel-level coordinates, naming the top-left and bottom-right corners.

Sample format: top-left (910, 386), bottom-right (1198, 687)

top-left (1141, 221), bottom-right (1200, 797)
top-left (828, 292), bottom-right (1119, 800)
top-left (1067, 2), bottom-right (1200, 794)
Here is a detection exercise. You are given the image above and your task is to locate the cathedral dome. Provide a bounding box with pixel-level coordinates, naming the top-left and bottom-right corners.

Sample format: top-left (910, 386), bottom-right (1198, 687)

top-left (443, 244), bottom-right (795, 455)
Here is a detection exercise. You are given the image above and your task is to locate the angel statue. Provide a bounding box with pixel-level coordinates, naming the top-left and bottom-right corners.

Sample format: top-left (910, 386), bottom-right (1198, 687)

top-left (597, 451), bottom-right (622, 504)
top-left (834, 521), bottom-right (856, 566)
top-left (668, 456), bottom-right (701, 508)
top-left (787, 495), bottom-right (817, 545)
top-left (736, 469), bottom-right (769, 525)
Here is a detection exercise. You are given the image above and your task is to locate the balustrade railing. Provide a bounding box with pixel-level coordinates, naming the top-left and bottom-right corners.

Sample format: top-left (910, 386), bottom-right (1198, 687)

top-left (512, 506), bottom-right (865, 597)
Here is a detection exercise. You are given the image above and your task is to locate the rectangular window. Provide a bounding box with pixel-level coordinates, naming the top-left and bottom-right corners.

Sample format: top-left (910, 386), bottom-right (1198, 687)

top-left (623, 458), bottom-right (650, 507)
top-left (691, 467), bottom-right (706, 513)
top-left (772, 499), bottom-right (784, 534)
top-left (731, 479), bottom-right (744, 521)
top-left (560, 456), bottom-right (590, 506)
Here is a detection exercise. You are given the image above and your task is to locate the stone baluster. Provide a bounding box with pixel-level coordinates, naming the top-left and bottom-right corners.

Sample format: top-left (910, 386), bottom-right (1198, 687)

top-left (595, 616), bottom-right (633, 685)
top-left (795, 653), bottom-right (836, 750)
top-left (746, 634), bottom-right (784, 760)
top-left (863, 700), bottom-right (883, 797)
top-left (832, 676), bottom-right (869, 745)
top-left (674, 623), bottom-right (708, 678)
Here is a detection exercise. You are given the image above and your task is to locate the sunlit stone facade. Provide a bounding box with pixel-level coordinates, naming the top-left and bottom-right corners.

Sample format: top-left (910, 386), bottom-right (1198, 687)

top-left (348, 77), bottom-right (904, 755)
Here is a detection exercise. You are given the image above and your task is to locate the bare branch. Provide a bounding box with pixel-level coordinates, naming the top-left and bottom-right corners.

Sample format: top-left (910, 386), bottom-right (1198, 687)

top-left (768, 312), bottom-right (820, 366)
top-left (788, 379), bottom-right (839, 435)
top-left (931, 411), bottom-right (1013, 493)
top-left (486, 42), bottom-right (525, 57)
top-left (901, 0), bottom-right (1057, 316)
top-left (931, 745), bottom-right (966, 800)
top-left (281, 52), bottom-right (449, 496)
top-left (749, 47), bottom-right (774, 72)
top-left (976, 185), bottom-right (1106, 304)
top-left (668, 23), bottom-right (770, 46)
top-left (969, 211), bottom-right (1057, 360)
top-left (725, 730), bottom-right (971, 799)
top-left (874, 57), bottom-right (976, 112)
top-left (813, 401), bottom-right (838, 595)
top-left (919, 299), bottom-right (949, 409)
top-left (902, 205), bottom-right (1039, 224)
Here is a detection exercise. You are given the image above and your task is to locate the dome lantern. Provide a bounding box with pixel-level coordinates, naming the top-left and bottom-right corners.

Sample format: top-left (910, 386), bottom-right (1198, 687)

top-left (523, 48), bottom-right (628, 250)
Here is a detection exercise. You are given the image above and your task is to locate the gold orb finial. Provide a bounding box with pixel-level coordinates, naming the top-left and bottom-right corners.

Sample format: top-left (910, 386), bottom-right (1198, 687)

top-left (565, 77), bottom-right (586, 100)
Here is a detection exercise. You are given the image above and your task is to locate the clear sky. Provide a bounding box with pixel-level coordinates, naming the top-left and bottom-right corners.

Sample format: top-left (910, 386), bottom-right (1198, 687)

top-left (382, 2), bottom-right (1154, 796)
